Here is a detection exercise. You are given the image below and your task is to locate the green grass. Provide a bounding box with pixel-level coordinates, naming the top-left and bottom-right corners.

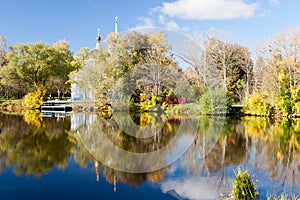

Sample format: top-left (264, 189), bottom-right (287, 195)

top-left (165, 103), bottom-right (200, 116)
top-left (232, 169), bottom-right (257, 200)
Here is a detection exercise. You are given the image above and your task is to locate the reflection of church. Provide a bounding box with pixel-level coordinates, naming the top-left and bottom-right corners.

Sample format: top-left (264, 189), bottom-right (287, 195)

top-left (94, 160), bottom-right (118, 192)
top-left (71, 17), bottom-right (119, 101)
top-left (71, 113), bottom-right (119, 192)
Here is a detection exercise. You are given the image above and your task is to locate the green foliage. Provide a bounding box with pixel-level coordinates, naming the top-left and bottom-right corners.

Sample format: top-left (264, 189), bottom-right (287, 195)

top-left (232, 169), bottom-right (257, 200)
top-left (0, 41), bottom-right (75, 98)
top-left (243, 92), bottom-right (271, 116)
top-left (198, 88), bottom-right (232, 114)
top-left (291, 85), bottom-right (300, 116)
top-left (73, 30), bottom-right (179, 108)
top-left (277, 88), bottom-right (292, 116)
top-left (166, 103), bottom-right (200, 116)
top-left (23, 88), bottom-right (46, 109)
top-left (205, 38), bottom-right (252, 101)
top-left (276, 75), bottom-right (293, 116)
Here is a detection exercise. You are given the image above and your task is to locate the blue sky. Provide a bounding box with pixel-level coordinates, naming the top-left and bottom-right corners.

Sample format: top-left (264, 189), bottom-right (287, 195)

top-left (0, 0), bottom-right (299, 53)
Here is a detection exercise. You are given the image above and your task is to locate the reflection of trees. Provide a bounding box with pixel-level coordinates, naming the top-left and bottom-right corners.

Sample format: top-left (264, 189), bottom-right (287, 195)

top-left (182, 117), bottom-right (248, 174)
top-left (0, 113), bottom-right (72, 176)
top-left (244, 117), bottom-right (300, 193)
top-left (183, 116), bottom-right (300, 194)
top-left (100, 165), bottom-right (166, 191)
top-left (69, 113), bottom-right (300, 194)
top-left (0, 151), bottom-right (6, 174)
top-left (102, 113), bottom-right (178, 153)
top-left (72, 112), bottom-right (198, 173)
top-left (70, 112), bottom-right (197, 187)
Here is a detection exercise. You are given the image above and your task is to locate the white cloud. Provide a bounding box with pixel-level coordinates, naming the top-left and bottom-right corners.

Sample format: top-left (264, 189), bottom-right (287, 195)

top-left (158, 15), bottom-right (165, 24)
top-left (269, 0), bottom-right (279, 6)
top-left (156, 0), bottom-right (259, 20)
top-left (135, 17), bottom-right (155, 28)
top-left (161, 176), bottom-right (232, 200)
top-left (166, 20), bottom-right (180, 30)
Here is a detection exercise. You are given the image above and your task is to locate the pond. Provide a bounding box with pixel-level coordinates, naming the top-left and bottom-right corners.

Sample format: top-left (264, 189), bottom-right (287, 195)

top-left (0, 111), bottom-right (299, 200)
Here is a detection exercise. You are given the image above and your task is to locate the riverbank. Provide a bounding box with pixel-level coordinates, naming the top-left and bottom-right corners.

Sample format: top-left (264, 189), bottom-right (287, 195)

top-left (165, 103), bottom-right (243, 117)
top-left (1, 99), bottom-right (299, 121)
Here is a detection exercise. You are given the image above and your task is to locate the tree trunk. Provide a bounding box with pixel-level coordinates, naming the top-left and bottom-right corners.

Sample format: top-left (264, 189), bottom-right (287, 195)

top-left (223, 66), bottom-right (228, 93)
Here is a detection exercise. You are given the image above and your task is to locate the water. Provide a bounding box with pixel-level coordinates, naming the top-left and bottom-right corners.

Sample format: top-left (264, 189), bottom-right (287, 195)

top-left (0, 112), bottom-right (299, 200)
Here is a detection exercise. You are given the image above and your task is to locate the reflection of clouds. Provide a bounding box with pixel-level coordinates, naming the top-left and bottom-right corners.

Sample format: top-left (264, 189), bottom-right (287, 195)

top-left (167, 164), bottom-right (177, 175)
top-left (161, 176), bottom-right (231, 200)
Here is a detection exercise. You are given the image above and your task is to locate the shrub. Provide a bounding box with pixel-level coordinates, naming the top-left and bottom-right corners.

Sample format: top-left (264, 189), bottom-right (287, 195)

top-left (23, 88), bottom-right (46, 109)
top-left (291, 85), bottom-right (300, 116)
top-left (277, 88), bottom-right (292, 116)
top-left (232, 169), bottom-right (257, 200)
top-left (243, 92), bottom-right (270, 116)
top-left (198, 88), bottom-right (232, 114)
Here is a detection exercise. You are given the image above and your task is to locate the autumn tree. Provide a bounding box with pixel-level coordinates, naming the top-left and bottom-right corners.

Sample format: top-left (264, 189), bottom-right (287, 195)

top-left (74, 31), bottom-right (180, 107)
top-left (205, 38), bottom-right (253, 102)
top-left (179, 33), bottom-right (208, 97)
top-left (0, 35), bottom-right (7, 68)
top-left (0, 40), bottom-right (75, 98)
top-left (245, 27), bottom-right (300, 116)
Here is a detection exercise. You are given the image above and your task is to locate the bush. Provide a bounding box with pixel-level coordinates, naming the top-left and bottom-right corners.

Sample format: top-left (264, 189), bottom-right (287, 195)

top-left (243, 92), bottom-right (271, 116)
top-left (277, 88), bottom-right (292, 116)
top-left (198, 88), bottom-right (232, 114)
top-left (291, 85), bottom-right (300, 116)
top-left (232, 169), bottom-right (257, 200)
top-left (23, 88), bottom-right (46, 109)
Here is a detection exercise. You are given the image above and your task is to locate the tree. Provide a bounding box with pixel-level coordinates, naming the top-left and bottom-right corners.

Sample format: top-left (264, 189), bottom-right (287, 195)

top-left (248, 27), bottom-right (300, 116)
top-left (205, 38), bottom-right (253, 102)
top-left (179, 33), bottom-right (208, 97)
top-left (205, 38), bottom-right (233, 93)
top-left (74, 31), bottom-right (179, 106)
top-left (0, 35), bottom-right (7, 68)
top-left (257, 28), bottom-right (300, 95)
top-left (0, 41), bottom-right (75, 97)
top-left (252, 55), bottom-right (266, 92)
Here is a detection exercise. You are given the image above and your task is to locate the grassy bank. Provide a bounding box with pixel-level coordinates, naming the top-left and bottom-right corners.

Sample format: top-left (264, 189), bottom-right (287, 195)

top-left (166, 103), bottom-right (201, 116)
top-left (165, 103), bottom-right (243, 117)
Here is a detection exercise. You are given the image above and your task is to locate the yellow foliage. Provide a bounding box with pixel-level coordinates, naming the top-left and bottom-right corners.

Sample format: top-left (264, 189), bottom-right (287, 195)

top-left (276, 151), bottom-right (283, 162)
top-left (139, 113), bottom-right (150, 127)
top-left (78, 47), bottom-right (89, 54)
top-left (278, 72), bottom-right (285, 83)
top-left (147, 170), bottom-right (166, 183)
top-left (24, 110), bottom-right (43, 128)
top-left (23, 88), bottom-right (46, 109)
top-left (243, 92), bottom-right (270, 116)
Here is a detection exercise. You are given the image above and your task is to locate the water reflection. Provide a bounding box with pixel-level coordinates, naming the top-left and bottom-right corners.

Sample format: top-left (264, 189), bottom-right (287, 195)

top-left (0, 112), bottom-right (300, 199)
top-left (70, 112), bottom-right (200, 173)
top-left (0, 113), bottom-right (71, 176)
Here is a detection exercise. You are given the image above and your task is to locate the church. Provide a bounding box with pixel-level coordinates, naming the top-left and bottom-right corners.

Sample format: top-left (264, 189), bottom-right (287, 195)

top-left (71, 17), bottom-right (118, 101)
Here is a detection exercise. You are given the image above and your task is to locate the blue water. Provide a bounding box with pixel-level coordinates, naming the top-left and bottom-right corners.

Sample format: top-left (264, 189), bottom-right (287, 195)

top-left (0, 159), bottom-right (176, 200)
top-left (0, 113), bottom-right (299, 199)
